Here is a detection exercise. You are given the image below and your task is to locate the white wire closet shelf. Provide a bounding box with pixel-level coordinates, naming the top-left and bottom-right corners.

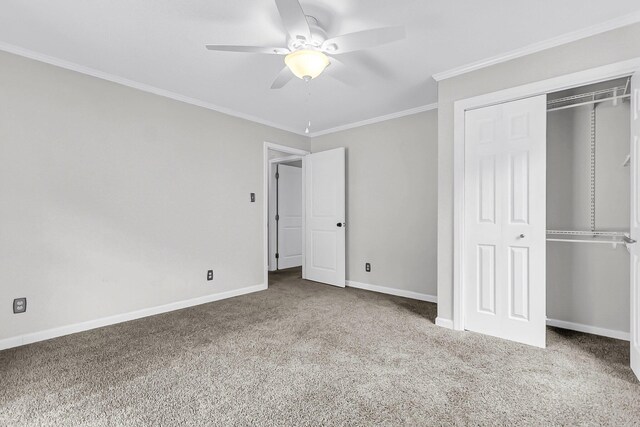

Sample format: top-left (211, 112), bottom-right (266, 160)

top-left (546, 78), bottom-right (630, 112)
top-left (546, 230), bottom-right (635, 249)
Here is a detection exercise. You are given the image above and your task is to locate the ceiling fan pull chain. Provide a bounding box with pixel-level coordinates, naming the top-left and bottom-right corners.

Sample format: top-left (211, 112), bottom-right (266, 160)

top-left (305, 82), bottom-right (312, 134)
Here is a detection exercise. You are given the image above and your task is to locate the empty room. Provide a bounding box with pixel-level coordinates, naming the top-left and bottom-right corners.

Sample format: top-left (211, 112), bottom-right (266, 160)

top-left (2, 1), bottom-right (640, 425)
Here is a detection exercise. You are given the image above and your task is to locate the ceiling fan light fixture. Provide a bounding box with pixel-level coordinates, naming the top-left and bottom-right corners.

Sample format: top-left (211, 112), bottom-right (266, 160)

top-left (284, 49), bottom-right (330, 80)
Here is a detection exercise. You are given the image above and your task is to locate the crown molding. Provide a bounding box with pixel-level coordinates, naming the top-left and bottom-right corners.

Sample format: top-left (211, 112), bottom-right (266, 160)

top-left (432, 10), bottom-right (640, 82)
top-left (0, 41), bottom-right (438, 139)
top-left (309, 103), bottom-right (438, 137)
top-left (0, 41), bottom-right (309, 137)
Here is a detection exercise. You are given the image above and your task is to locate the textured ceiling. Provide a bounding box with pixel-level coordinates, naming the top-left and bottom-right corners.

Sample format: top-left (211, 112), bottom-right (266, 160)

top-left (1, 0), bottom-right (639, 135)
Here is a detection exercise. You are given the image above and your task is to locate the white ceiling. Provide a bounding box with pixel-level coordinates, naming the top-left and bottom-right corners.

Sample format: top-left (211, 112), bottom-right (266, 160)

top-left (1, 1), bottom-right (640, 135)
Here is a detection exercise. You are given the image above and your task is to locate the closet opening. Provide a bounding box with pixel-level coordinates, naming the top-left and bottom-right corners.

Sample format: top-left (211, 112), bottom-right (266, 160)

top-left (546, 76), bottom-right (633, 341)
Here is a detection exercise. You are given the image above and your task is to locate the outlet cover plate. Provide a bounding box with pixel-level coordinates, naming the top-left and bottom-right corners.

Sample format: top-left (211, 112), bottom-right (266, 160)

top-left (13, 297), bottom-right (27, 314)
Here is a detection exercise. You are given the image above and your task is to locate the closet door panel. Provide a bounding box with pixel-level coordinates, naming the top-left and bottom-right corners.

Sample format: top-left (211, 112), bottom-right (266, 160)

top-left (464, 95), bottom-right (546, 348)
top-left (464, 105), bottom-right (503, 333)
top-left (508, 246), bottom-right (530, 320)
top-left (478, 155), bottom-right (497, 224)
top-left (508, 112), bottom-right (531, 141)
top-left (633, 254), bottom-right (640, 346)
top-left (630, 70), bottom-right (640, 380)
top-left (634, 135), bottom-right (640, 228)
top-left (477, 244), bottom-right (497, 314)
top-left (509, 151), bottom-right (530, 225)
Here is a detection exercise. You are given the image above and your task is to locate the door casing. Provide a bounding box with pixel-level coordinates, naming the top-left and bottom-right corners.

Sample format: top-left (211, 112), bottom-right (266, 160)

top-left (263, 142), bottom-right (310, 287)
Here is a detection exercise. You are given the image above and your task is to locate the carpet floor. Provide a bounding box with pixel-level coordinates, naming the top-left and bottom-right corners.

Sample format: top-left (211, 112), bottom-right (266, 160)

top-left (1, 268), bottom-right (639, 426)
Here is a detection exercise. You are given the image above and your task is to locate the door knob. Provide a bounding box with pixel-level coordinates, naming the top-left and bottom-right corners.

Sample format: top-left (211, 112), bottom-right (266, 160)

top-left (519, 234), bottom-right (525, 238)
top-left (337, 222), bottom-right (345, 227)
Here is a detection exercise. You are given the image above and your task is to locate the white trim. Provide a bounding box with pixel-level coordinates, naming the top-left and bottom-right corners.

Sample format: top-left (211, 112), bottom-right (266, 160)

top-left (263, 142), bottom-right (310, 285)
top-left (346, 280), bottom-right (437, 303)
top-left (0, 41), bottom-right (308, 137)
top-left (433, 11), bottom-right (640, 82)
top-left (268, 155), bottom-right (301, 164)
top-left (546, 318), bottom-right (630, 341)
top-left (453, 57), bottom-right (640, 332)
top-left (0, 41), bottom-right (437, 138)
top-left (263, 142), bottom-right (310, 157)
top-left (435, 316), bottom-right (628, 339)
top-left (309, 103), bottom-right (438, 137)
top-left (435, 317), bottom-right (454, 329)
top-left (0, 283), bottom-right (266, 351)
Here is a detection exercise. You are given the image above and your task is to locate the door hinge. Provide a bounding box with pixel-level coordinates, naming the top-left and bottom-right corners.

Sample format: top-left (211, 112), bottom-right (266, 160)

top-left (275, 172), bottom-right (279, 179)
top-left (275, 253), bottom-right (279, 259)
top-left (275, 214), bottom-right (280, 221)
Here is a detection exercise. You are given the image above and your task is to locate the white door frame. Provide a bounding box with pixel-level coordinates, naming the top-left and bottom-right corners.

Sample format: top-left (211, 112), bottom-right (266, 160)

top-left (263, 142), bottom-right (310, 287)
top-left (451, 57), bottom-right (640, 331)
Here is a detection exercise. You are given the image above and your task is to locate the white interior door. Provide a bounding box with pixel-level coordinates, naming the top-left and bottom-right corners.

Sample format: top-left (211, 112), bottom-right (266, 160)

top-left (630, 70), bottom-right (640, 379)
top-left (464, 95), bottom-right (547, 348)
top-left (304, 148), bottom-right (346, 287)
top-left (277, 164), bottom-right (303, 269)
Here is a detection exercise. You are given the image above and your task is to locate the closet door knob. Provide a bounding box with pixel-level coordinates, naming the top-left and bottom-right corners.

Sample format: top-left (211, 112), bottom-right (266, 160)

top-left (519, 234), bottom-right (525, 238)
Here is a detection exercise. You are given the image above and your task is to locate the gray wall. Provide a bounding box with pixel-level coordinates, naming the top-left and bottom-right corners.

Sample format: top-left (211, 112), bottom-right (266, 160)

top-left (311, 111), bottom-right (438, 296)
top-left (547, 101), bottom-right (630, 332)
top-left (437, 23), bottom-right (640, 322)
top-left (0, 51), bottom-right (309, 341)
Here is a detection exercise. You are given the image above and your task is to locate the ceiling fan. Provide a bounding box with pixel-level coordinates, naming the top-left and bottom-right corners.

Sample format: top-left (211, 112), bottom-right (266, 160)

top-left (205, 0), bottom-right (405, 89)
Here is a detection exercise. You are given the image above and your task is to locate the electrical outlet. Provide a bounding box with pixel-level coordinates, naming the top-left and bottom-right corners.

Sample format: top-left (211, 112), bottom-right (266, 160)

top-left (13, 298), bottom-right (27, 314)
top-left (207, 270), bottom-right (214, 281)
top-left (365, 263), bottom-right (371, 272)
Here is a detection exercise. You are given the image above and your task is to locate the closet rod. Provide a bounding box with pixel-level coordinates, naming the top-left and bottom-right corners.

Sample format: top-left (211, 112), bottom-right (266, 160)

top-left (546, 230), bottom-right (627, 237)
top-left (546, 230), bottom-right (635, 249)
top-left (547, 94), bottom-right (630, 112)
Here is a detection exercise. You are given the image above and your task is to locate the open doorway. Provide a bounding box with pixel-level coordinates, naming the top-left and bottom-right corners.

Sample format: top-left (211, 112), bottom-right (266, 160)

top-left (268, 157), bottom-right (303, 276)
top-left (263, 143), bottom-right (309, 287)
top-left (262, 142), bottom-right (347, 289)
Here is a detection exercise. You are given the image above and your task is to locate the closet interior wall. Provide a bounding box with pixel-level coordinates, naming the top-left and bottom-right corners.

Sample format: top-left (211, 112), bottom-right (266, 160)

top-left (546, 81), bottom-right (631, 334)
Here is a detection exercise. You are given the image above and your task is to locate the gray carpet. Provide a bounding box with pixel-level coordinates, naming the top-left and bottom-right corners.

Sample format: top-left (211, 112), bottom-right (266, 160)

top-left (1, 268), bottom-right (639, 426)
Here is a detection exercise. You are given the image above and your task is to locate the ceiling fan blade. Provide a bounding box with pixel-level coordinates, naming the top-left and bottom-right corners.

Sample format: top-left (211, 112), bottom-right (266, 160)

top-left (325, 57), bottom-right (359, 87)
top-left (274, 0), bottom-right (311, 41)
top-left (322, 26), bottom-right (405, 54)
top-left (271, 66), bottom-right (294, 89)
top-left (205, 45), bottom-right (289, 55)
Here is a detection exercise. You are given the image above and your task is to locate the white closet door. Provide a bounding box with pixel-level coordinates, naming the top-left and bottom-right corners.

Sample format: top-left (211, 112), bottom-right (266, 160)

top-left (464, 95), bottom-right (547, 348)
top-left (277, 164), bottom-right (303, 269)
top-left (630, 70), bottom-right (640, 380)
top-left (304, 148), bottom-right (346, 287)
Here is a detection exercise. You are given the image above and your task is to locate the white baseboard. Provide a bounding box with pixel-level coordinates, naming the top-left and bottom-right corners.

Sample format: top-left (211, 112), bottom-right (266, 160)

top-left (546, 318), bottom-right (629, 341)
top-left (435, 317), bottom-right (454, 329)
top-left (346, 280), bottom-right (437, 303)
top-left (0, 283), bottom-right (267, 351)
top-left (434, 317), bottom-right (627, 339)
